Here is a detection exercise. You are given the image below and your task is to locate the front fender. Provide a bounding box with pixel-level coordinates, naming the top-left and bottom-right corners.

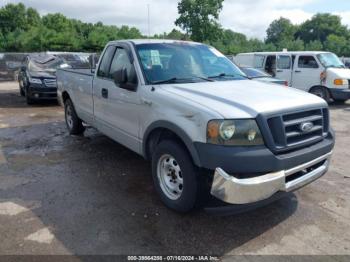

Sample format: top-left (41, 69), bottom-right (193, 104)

top-left (142, 120), bottom-right (202, 167)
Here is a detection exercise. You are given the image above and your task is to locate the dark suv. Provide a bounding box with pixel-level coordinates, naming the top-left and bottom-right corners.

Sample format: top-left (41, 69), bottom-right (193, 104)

top-left (18, 54), bottom-right (71, 104)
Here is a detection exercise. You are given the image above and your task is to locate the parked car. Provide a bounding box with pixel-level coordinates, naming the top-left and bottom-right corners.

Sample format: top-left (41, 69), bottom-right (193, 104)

top-left (240, 67), bottom-right (287, 86)
top-left (234, 51), bottom-right (350, 103)
top-left (18, 54), bottom-right (72, 104)
top-left (0, 53), bottom-right (28, 81)
top-left (57, 40), bottom-right (334, 214)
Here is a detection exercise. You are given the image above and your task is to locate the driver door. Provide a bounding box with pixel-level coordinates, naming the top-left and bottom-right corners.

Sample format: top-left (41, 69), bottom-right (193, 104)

top-left (93, 45), bottom-right (141, 153)
top-left (276, 54), bottom-right (292, 86)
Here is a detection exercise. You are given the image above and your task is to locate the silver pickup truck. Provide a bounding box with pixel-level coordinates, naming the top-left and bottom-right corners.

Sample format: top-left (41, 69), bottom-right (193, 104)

top-left (57, 40), bottom-right (335, 214)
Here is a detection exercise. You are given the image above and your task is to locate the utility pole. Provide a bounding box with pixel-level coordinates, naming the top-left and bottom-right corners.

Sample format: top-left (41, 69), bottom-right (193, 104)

top-left (147, 4), bottom-right (151, 38)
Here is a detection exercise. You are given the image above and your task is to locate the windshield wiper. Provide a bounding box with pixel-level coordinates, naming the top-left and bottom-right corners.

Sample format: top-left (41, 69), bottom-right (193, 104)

top-left (151, 76), bottom-right (213, 85)
top-left (251, 76), bottom-right (269, 79)
top-left (150, 77), bottom-right (189, 85)
top-left (192, 76), bottom-right (214, 82)
top-left (208, 73), bottom-right (251, 80)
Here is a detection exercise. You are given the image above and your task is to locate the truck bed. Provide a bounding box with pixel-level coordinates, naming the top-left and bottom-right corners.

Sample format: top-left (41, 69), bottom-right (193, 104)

top-left (56, 68), bottom-right (95, 124)
top-left (58, 68), bottom-right (94, 76)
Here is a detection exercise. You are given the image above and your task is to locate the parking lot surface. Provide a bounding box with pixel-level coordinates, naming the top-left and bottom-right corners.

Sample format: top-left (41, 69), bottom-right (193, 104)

top-left (0, 82), bottom-right (349, 256)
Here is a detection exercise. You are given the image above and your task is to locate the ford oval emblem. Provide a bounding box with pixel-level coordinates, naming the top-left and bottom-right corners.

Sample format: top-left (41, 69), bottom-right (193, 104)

top-left (300, 122), bottom-right (314, 133)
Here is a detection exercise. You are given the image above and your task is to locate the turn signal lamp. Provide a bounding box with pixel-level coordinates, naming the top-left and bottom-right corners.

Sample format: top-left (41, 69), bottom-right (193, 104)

top-left (334, 79), bottom-right (347, 86)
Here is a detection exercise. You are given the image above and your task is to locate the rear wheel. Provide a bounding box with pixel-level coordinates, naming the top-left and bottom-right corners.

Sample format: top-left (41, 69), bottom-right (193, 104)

top-left (64, 99), bottom-right (85, 135)
top-left (152, 140), bottom-right (198, 213)
top-left (310, 86), bottom-right (331, 103)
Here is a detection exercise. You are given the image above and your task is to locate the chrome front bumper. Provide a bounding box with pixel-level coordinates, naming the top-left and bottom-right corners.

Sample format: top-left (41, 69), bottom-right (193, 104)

top-left (211, 152), bottom-right (333, 205)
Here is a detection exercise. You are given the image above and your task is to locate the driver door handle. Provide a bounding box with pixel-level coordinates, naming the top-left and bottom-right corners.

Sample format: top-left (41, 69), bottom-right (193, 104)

top-left (101, 88), bottom-right (108, 99)
top-left (295, 70), bottom-right (301, 73)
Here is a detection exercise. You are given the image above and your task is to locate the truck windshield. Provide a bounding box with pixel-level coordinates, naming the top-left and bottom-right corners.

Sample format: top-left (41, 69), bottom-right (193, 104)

top-left (317, 53), bottom-right (345, 69)
top-left (136, 42), bottom-right (246, 84)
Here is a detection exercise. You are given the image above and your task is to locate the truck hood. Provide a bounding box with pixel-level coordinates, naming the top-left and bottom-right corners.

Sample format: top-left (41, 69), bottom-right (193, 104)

top-left (162, 80), bottom-right (327, 119)
top-left (327, 67), bottom-right (350, 79)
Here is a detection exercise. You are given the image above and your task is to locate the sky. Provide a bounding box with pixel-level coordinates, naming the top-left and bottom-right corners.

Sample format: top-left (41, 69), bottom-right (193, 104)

top-left (2, 0), bottom-right (350, 39)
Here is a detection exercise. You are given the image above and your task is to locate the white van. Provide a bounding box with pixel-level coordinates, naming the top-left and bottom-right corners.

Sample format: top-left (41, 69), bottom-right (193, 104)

top-left (234, 51), bottom-right (350, 103)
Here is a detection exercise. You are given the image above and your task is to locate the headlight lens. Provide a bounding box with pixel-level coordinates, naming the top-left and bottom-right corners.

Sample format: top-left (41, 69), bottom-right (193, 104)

top-left (28, 77), bottom-right (42, 84)
top-left (207, 119), bottom-right (264, 146)
top-left (219, 120), bottom-right (236, 140)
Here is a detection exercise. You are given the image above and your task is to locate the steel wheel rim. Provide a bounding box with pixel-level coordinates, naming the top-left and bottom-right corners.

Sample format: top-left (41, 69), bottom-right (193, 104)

top-left (157, 154), bottom-right (183, 200)
top-left (66, 105), bottom-right (74, 129)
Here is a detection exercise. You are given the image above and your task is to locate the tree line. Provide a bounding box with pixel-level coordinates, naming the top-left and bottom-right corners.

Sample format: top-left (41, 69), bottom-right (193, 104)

top-left (1, 1), bottom-right (350, 56)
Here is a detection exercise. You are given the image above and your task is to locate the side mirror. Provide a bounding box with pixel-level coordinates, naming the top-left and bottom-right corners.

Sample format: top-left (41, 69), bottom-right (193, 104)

top-left (89, 54), bottom-right (98, 71)
top-left (113, 68), bottom-right (128, 85)
top-left (21, 66), bottom-right (26, 71)
top-left (112, 66), bottom-right (138, 91)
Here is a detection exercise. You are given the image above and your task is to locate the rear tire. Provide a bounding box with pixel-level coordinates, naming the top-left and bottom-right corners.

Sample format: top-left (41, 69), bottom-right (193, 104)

top-left (151, 140), bottom-right (198, 213)
top-left (64, 99), bottom-right (85, 135)
top-left (310, 86), bottom-right (331, 103)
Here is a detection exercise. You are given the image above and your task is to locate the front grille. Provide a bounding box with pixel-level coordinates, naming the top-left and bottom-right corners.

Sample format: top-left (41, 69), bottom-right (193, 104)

top-left (266, 108), bottom-right (329, 152)
top-left (44, 79), bottom-right (57, 88)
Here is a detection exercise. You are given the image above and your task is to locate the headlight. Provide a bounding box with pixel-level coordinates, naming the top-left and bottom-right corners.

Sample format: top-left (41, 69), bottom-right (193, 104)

top-left (207, 119), bottom-right (264, 146)
top-left (219, 120), bottom-right (236, 140)
top-left (28, 77), bottom-right (42, 84)
top-left (333, 79), bottom-right (347, 86)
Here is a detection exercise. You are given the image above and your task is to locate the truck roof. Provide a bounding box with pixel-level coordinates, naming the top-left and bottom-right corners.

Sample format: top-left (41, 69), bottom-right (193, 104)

top-left (237, 51), bottom-right (331, 56)
top-left (107, 39), bottom-right (203, 46)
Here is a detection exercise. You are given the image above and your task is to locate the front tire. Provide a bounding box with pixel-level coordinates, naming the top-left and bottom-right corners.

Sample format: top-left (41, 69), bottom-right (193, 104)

top-left (334, 99), bottom-right (348, 104)
top-left (310, 86), bottom-right (331, 103)
top-left (64, 99), bottom-right (85, 135)
top-left (25, 89), bottom-right (34, 105)
top-left (19, 81), bottom-right (25, 96)
top-left (20, 87), bottom-right (25, 97)
top-left (152, 140), bottom-right (198, 213)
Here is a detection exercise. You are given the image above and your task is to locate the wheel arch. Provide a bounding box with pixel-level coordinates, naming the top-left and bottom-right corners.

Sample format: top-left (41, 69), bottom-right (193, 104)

top-left (143, 121), bottom-right (201, 167)
top-left (308, 85), bottom-right (329, 93)
top-left (61, 90), bottom-right (71, 104)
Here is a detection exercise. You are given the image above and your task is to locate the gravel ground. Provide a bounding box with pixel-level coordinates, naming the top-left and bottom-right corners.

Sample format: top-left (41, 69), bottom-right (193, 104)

top-left (0, 82), bottom-right (349, 257)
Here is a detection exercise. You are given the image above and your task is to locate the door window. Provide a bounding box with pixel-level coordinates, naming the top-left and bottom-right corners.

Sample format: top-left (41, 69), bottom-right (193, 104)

top-left (254, 55), bottom-right (265, 68)
top-left (277, 55), bottom-right (291, 69)
top-left (298, 56), bottom-right (319, 69)
top-left (97, 46), bottom-right (115, 78)
top-left (265, 55), bottom-right (276, 76)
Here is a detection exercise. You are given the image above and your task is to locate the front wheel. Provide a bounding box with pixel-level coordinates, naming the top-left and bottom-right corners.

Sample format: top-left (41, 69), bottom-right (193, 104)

top-left (20, 86), bottom-right (25, 96)
top-left (310, 86), bottom-right (331, 103)
top-left (19, 80), bottom-right (25, 96)
top-left (152, 140), bottom-right (198, 213)
top-left (334, 99), bottom-right (348, 104)
top-left (25, 89), bottom-right (34, 105)
top-left (64, 99), bottom-right (85, 135)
